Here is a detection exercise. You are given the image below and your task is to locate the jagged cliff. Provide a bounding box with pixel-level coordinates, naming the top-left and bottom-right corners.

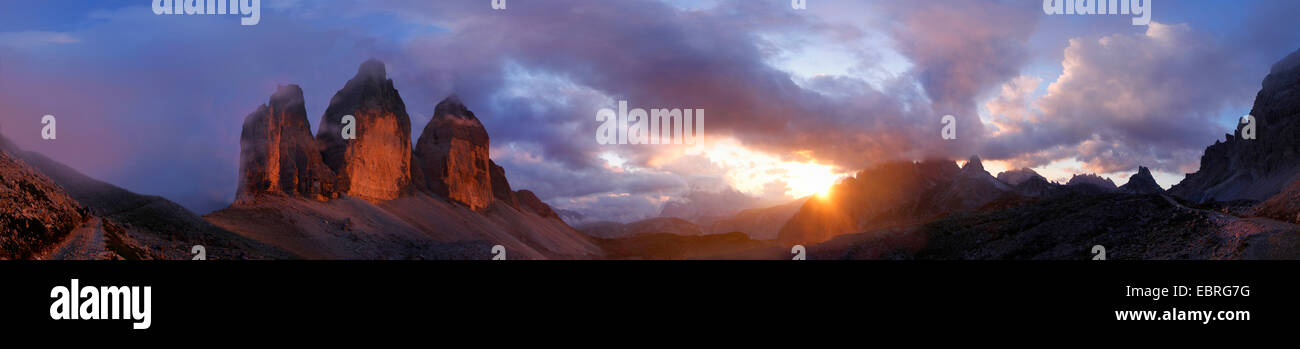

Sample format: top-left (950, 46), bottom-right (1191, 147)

top-left (213, 60), bottom-right (596, 259)
top-left (315, 59), bottom-right (414, 202)
top-left (1170, 48), bottom-right (1300, 202)
top-left (414, 96), bottom-right (493, 210)
top-left (237, 84), bottom-right (336, 203)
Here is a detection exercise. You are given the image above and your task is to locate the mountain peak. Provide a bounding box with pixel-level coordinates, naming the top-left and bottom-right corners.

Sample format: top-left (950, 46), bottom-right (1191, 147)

top-left (237, 84), bottom-right (336, 203)
top-left (996, 167), bottom-right (1043, 186)
top-left (1270, 48), bottom-right (1300, 75)
top-left (270, 84), bottom-right (304, 104)
top-left (432, 95), bottom-right (481, 123)
top-left (315, 60), bottom-right (413, 202)
top-left (415, 96), bottom-right (492, 210)
top-left (1171, 48), bottom-right (1300, 202)
top-left (356, 59), bottom-right (388, 81)
top-left (1066, 173), bottom-right (1118, 190)
top-left (962, 155), bottom-right (984, 173)
top-left (1120, 166), bottom-right (1164, 194)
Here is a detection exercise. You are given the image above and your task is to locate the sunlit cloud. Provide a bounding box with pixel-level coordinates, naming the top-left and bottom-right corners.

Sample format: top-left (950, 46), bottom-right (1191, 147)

top-left (685, 137), bottom-right (847, 199)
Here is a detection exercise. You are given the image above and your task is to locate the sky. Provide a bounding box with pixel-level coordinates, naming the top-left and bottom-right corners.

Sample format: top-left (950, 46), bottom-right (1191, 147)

top-left (1, 0), bottom-right (1298, 223)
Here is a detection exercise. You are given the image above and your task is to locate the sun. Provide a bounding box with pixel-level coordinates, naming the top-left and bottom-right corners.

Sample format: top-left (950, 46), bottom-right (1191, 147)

top-left (816, 186), bottom-right (834, 199)
top-left (787, 167), bottom-right (839, 199)
top-left (687, 137), bottom-right (847, 200)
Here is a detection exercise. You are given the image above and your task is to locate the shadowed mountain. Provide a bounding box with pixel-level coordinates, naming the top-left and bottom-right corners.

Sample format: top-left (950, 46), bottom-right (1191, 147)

top-left (1065, 173), bottom-right (1118, 192)
top-left (577, 217), bottom-right (704, 239)
top-left (748, 49), bottom-right (1300, 260)
top-left (1, 131), bottom-right (289, 259)
top-left (706, 196), bottom-right (810, 240)
top-left (777, 157), bottom-right (1018, 246)
top-left (996, 167), bottom-right (1044, 186)
top-left (779, 192), bottom-right (1300, 260)
top-left (1011, 175), bottom-right (1060, 198)
top-left (595, 232), bottom-right (771, 260)
top-left (658, 187), bottom-right (762, 227)
top-left (0, 136), bottom-right (87, 259)
top-left (1118, 166), bottom-right (1164, 195)
top-left (1170, 48), bottom-right (1300, 203)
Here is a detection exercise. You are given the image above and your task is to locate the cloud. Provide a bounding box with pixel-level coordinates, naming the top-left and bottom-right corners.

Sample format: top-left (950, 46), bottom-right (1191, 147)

top-left (984, 22), bottom-right (1257, 174)
top-left (0, 31), bottom-right (79, 46)
top-left (3, 0), bottom-right (1294, 222)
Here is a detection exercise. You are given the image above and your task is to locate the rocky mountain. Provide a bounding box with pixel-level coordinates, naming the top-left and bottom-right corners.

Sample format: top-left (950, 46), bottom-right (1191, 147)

top-left (314, 59), bottom-right (413, 202)
top-left (0, 138), bottom-right (87, 259)
top-left (1118, 166), bottom-right (1164, 194)
top-left (414, 96), bottom-right (493, 210)
top-left (777, 159), bottom-right (961, 246)
top-left (780, 192), bottom-right (1300, 260)
top-left (747, 49), bottom-right (1300, 260)
top-left (237, 84), bottom-right (336, 203)
top-left (1256, 179), bottom-right (1300, 224)
top-left (1170, 48), bottom-right (1300, 203)
top-left (595, 232), bottom-right (768, 260)
top-left (577, 217), bottom-right (704, 239)
top-left (1065, 173), bottom-right (1118, 191)
top-left (658, 187), bottom-right (760, 226)
top-left (706, 197), bottom-right (810, 240)
top-left (515, 190), bottom-right (560, 219)
top-left (772, 155), bottom-right (1208, 247)
top-left (1, 131), bottom-right (288, 260)
top-left (489, 160), bottom-right (520, 210)
top-left (556, 209), bottom-right (591, 226)
top-left (209, 60), bottom-right (598, 259)
top-left (924, 156), bottom-right (1012, 213)
top-left (996, 167), bottom-right (1044, 186)
top-left (576, 196), bottom-right (809, 241)
top-left (1011, 175), bottom-right (1060, 198)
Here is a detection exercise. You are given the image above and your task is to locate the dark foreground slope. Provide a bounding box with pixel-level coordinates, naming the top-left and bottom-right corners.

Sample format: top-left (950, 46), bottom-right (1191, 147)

top-left (725, 192), bottom-right (1300, 260)
top-left (1, 133), bottom-right (289, 259)
top-left (0, 143), bottom-right (87, 259)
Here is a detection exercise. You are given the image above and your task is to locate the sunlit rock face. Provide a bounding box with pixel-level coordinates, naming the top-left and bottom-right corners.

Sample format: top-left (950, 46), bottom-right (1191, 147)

top-left (414, 96), bottom-right (493, 210)
top-left (315, 59), bottom-right (413, 202)
top-left (237, 84), bottom-right (336, 203)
